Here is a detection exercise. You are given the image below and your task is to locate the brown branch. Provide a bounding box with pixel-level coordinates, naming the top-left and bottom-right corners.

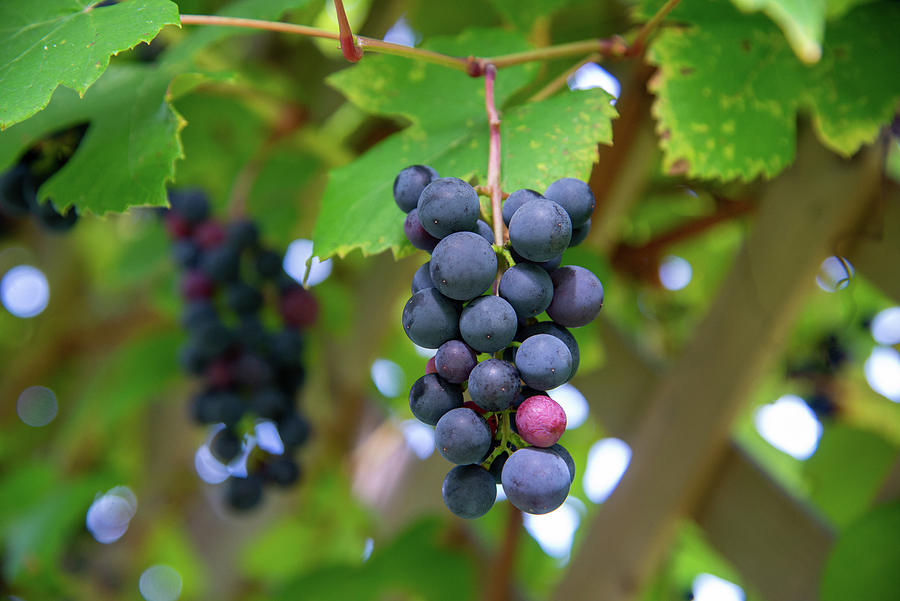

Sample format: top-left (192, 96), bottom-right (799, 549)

top-left (611, 197), bottom-right (757, 284)
top-left (482, 504), bottom-right (523, 601)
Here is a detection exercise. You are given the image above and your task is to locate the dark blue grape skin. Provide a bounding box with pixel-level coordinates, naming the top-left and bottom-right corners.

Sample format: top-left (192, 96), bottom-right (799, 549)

top-left (200, 245), bottom-right (240, 282)
top-left (279, 413), bottom-right (311, 449)
top-left (411, 261), bottom-right (434, 294)
top-left (190, 390), bottom-right (244, 426)
top-left (226, 219), bottom-right (259, 250)
top-left (547, 265), bottom-right (604, 327)
top-left (255, 249), bottom-right (283, 279)
top-left (548, 443), bottom-right (576, 482)
top-left (513, 385), bottom-right (547, 408)
top-left (210, 428), bottom-right (242, 463)
top-left (568, 218), bottom-right (591, 247)
top-left (264, 457), bottom-right (301, 487)
top-left (226, 475), bottom-right (263, 511)
top-left (435, 340), bottom-right (477, 384)
top-left (544, 177), bottom-right (595, 228)
top-left (409, 373), bottom-right (464, 425)
top-left (402, 287), bottom-right (461, 348)
top-left (168, 189), bottom-right (210, 223)
top-left (499, 263), bottom-right (554, 319)
top-left (251, 387), bottom-right (289, 418)
top-left (510, 249), bottom-right (562, 273)
top-left (459, 295), bottom-right (518, 353)
top-left (502, 189), bottom-right (544, 227)
top-left (515, 333), bottom-right (572, 390)
top-left (404, 208), bottom-right (440, 252)
top-left (467, 359), bottom-right (520, 412)
top-left (173, 240), bottom-right (201, 268)
top-left (434, 407), bottom-right (492, 465)
top-left (178, 343), bottom-right (209, 375)
top-left (488, 450), bottom-right (511, 483)
top-left (508, 199), bottom-right (572, 262)
top-left (501, 447), bottom-right (571, 514)
top-left (226, 281), bottom-right (264, 315)
top-left (394, 165), bottom-right (439, 213)
top-left (472, 219), bottom-right (495, 244)
top-left (518, 321), bottom-right (580, 380)
top-left (417, 177), bottom-right (480, 238)
top-left (442, 464), bottom-right (497, 519)
top-left (429, 232), bottom-right (498, 301)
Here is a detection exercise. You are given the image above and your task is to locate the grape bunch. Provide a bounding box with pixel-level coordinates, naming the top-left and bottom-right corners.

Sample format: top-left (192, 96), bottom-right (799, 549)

top-left (162, 190), bottom-right (317, 511)
top-left (395, 166), bottom-right (603, 518)
top-left (0, 125), bottom-right (87, 235)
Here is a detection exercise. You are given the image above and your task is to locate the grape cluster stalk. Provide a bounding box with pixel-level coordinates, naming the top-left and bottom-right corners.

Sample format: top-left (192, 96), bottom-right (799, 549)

top-left (395, 165), bottom-right (603, 518)
top-left (163, 190), bottom-right (317, 511)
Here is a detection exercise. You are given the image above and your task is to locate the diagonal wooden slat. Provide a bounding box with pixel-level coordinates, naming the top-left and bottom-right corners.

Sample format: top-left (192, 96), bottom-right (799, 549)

top-left (553, 134), bottom-right (883, 601)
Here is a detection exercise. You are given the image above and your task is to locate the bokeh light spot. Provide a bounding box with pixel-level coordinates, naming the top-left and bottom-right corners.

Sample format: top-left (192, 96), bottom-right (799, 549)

top-left (865, 346), bottom-right (900, 402)
top-left (16, 386), bottom-right (58, 427)
top-left (383, 16), bottom-right (418, 47)
top-left (815, 256), bottom-right (853, 292)
top-left (139, 565), bottom-right (182, 601)
top-left (547, 384), bottom-right (588, 429)
top-left (871, 307), bottom-right (900, 345)
top-left (522, 497), bottom-right (584, 562)
top-left (692, 573), bottom-right (745, 601)
top-left (1, 265), bottom-right (49, 318)
top-left (583, 438), bottom-right (631, 503)
top-left (283, 239), bottom-right (332, 287)
top-left (568, 63), bottom-right (621, 103)
top-left (400, 419), bottom-right (434, 459)
top-left (86, 486), bottom-right (138, 544)
top-left (754, 395), bottom-right (822, 459)
top-left (371, 359), bottom-right (404, 398)
top-left (659, 255), bottom-right (692, 291)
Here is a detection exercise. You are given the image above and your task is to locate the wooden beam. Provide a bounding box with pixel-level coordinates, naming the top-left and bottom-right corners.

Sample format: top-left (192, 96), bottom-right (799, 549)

top-left (848, 182), bottom-right (900, 304)
top-left (553, 134), bottom-right (883, 601)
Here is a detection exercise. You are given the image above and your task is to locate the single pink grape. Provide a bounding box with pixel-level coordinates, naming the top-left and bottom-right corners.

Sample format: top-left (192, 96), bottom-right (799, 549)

top-left (515, 395), bottom-right (566, 447)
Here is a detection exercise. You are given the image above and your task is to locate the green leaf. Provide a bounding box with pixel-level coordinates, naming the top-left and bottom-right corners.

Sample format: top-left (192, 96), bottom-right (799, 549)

top-left (326, 28), bottom-right (536, 128)
top-left (490, 0), bottom-right (577, 32)
top-left (0, 0), bottom-right (315, 214)
top-left (0, 64), bottom-right (185, 214)
top-left (276, 518), bottom-right (476, 601)
top-left (0, 0), bottom-right (180, 129)
top-left (313, 88), bottom-right (615, 259)
top-left (730, 0), bottom-right (826, 63)
top-left (647, 0), bottom-right (900, 181)
top-left (821, 501), bottom-right (900, 601)
top-left (804, 425), bottom-right (897, 529)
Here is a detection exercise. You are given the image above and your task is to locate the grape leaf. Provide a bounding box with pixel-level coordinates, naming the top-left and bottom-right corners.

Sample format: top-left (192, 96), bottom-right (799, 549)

top-left (489, 0), bottom-right (578, 32)
top-left (821, 501), bottom-right (900, 601)
top-left (326, 28), bottom-right (536, 129)
top-left (312, 88), bottom-right (615, 259)
top-left (647, 0), bottom-right (900, 181)
top-left (0, 0), bottom-right (314, 214)
top-left (0, 0), bottom-right (180, 129)
top-left (730, 0), bottom-right (826, 63)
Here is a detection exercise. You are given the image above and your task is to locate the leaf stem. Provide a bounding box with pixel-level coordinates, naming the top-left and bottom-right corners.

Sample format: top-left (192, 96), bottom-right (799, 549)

top-left (482, 37), bottom-right (628, 70)
top-left (529, 52), bottom-right (602, 103)
top-left (332, 0), bottom-right (364, 62)
top-left (484, 64), bottom-right (504, 248)
top-left (178, 14), bottom-right (469, 71)
top-left (628, 0), bottom-right (682, 56)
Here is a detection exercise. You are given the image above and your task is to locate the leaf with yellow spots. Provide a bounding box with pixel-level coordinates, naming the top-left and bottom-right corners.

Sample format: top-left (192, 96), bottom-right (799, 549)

top-left (647, 0), bottom-right (900, 181)
top-left (0, 0), bottom-right (180, 129)
top-left (312, 89), bottom-right (616, 259)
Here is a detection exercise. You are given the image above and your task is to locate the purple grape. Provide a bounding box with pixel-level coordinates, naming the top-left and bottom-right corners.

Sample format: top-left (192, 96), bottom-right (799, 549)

top-left (435, 340), bottom-right (478, 384)
top-left (434, 407), bottom-right (492, 465)
top-left (546, 265), bottom-right (604, 327)
top-left (544, 177), bottom-right (595, 228)
top-left (501, 447), bottom-right (571, 514)
top-left (508, 199), bottom-right (572, 262)
top-left (467, 358), bottom-right (520, 412)
top-left (404, 208), bottom-right (440, 252)
top-left (499, 263), bottom-right (554, 319)
top-left (442, 464), bottom-right (496, 519)
top-left (408, 373), bottom-right (464, 425)
top-left (417, 177), bottom-right (480, 238)
top-left (394, 165), bottom-right (439, 213)
top-left (429, 232), bottom-right (497, 301)
top-left (459, 295), bottom-right (517, 353)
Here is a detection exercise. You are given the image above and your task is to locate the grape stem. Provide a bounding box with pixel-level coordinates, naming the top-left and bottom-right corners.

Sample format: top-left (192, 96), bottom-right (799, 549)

top-left (484, 64), bottom-right (504, 248)
top-left (332, 0), bottom-right (363, 62)
top-left (178, 0), bottom-right (680, 71)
